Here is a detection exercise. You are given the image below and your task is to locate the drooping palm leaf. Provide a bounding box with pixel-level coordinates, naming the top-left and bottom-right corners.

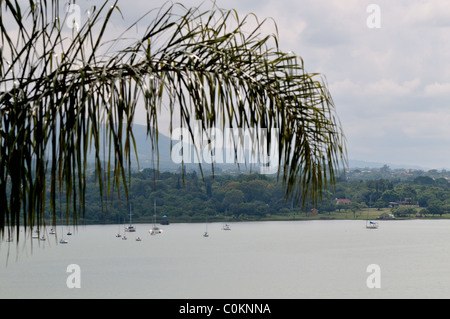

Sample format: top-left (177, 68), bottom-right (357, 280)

top-left (0, 0), bottom-right (346, 241)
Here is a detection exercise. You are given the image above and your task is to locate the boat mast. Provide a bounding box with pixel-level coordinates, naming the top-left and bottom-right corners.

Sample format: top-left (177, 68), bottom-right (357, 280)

top-left (154, 200), bottom-right (157, 226)
top-left (129, 203), bottom-right (132, 226)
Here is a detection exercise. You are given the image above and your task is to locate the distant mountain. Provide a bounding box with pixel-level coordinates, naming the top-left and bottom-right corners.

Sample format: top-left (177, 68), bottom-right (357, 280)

top-left (89, 123), bottom-right (430, 172)
top-left (84, 123), bottom-right (177, 171)
top-left (95, 123), bottom-right (256, 173)
top-left (128, 124), bottom-right (177, 171)
top-left (347, 159), bottom-right (428, 170)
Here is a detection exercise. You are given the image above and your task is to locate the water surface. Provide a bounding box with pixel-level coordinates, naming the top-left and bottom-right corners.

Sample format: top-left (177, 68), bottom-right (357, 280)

top-left (1, 220), bottom-right (450, 299)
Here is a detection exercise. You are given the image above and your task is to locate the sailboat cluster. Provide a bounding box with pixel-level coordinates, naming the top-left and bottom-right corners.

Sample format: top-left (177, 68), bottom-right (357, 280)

top-left (115, 201), bottom-right (164, 241)
top-left (114, 201), bottom-right (233, 240)
top-left (15, 202), bottom-right (235, 245)
top-left (30, 226), bottom-right (71, 244)
top-left (6, 202), bottom-right (235, 244)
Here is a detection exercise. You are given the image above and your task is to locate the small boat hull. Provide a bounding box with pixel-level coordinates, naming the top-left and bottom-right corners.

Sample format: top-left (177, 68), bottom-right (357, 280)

top-left (366, 221), bottom-right (379, 229)
top-left (125, 226), bottom-right (136, 232)
top-left (149, 227), bottom-right (163, 235)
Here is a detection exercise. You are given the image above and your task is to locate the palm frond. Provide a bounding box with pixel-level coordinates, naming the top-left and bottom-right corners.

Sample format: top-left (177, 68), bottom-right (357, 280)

top-left (0, 0), bottom-right (346, 240)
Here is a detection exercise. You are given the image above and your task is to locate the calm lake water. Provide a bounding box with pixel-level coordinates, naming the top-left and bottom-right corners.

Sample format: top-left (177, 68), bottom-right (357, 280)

top-left (1, 219), bottom-right (450, 299)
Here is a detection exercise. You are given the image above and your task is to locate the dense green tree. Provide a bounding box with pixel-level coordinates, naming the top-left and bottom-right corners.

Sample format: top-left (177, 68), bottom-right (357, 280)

top-left (366, 179), bottom-right (393, 193)
top-left (380, 189), bottom-right (401, 204)
top-left (414, 176), bottom-right (435, 185)
top-left (391, 206), bottom-right (417, 218)
top-left (373, 200), bottom-right (387, 210)
top-left (317, 200), bottom-right (337, 214)
top-left (397, 185), bottom-right (417, 203)
top-left (427, 200), bottom-right (445, 216)
top-left (418, 191), bottom-right (437, 207)
top-left (222, 189), bottom-right (245, 214)
top-left (435, 178), bottom-right (449, 187)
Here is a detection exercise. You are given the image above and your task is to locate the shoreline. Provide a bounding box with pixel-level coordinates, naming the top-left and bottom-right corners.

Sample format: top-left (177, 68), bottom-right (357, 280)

top-left (39, 215), bottom-right (450, 226)
top-left (9, 207), bottom-right (450, 228)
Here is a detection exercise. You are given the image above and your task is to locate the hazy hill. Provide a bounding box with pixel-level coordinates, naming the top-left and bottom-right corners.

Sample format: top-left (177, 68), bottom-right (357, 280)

top-left (91, 123), bottom-right (251, 173)
top-left (88, 123), bottom-right (428, 172)
top-left (347, 159), bottom-right (428, 170)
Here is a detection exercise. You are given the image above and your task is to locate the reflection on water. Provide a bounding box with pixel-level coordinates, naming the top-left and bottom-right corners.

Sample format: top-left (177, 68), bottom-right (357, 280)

top-left (1, 220), bottom-right (450, 299)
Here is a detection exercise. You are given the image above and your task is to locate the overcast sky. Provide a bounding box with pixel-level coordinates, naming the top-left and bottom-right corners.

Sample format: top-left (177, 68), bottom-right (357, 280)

top-left (213, 0), bottom-right (450, 170)
top-left (152, 0), bottom-right (450, 170)
top-left (42, 1), bottom-right (450, 169)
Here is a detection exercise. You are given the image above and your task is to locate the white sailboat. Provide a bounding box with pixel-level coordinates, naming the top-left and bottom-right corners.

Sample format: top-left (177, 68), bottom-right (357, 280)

top-left (59, 229), bottom-right (68, 244)
top-left (366, 220), bottom-right (379, 229)
top-left (115, 217), bottom-right (122, 237)
top-left (125, 204), bottom-right (136, 232)
top-left (59, 218), bottom-right (68, 243)
top-left (149, 201), bottom-right (163, 235)
top-left (365, 210), bottom-right (379, 229)
top-left (33, 228), bottom-right (46, 240)
top-left (222, 224), bottom-right (231, 230)
top-left (203, 218), bottom-right (209, 237)
top-left (116, 227), bottom-right (122, 238)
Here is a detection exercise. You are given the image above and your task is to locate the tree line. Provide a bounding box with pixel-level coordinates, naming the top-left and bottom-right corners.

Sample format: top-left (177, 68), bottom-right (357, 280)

top-left (47, 166), bottom-right (450, 224)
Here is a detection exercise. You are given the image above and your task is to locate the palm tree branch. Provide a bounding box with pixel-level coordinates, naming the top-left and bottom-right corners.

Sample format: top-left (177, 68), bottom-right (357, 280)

top-left (0, 0), bottom-right (346, 239)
